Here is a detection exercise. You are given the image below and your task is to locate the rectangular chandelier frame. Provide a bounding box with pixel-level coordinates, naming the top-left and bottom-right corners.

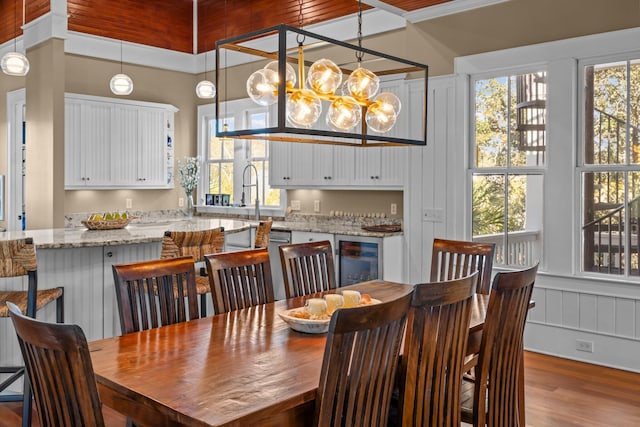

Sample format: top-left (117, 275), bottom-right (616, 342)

top-left (215, 24), bottom-right (428, 147)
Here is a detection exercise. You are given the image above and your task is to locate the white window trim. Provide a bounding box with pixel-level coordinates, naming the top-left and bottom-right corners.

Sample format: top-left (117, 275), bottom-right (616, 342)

top-left (196, 101), bottom-right (286, 217)
top-left (456, 25), bottom-right (640, 280)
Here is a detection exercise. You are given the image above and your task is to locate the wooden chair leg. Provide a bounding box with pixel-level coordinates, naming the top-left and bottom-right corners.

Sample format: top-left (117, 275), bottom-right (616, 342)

top-left (200, 294), bottom-right (207, 317)
top-left (21, 376), bottom-right (32, 427)
top-left (518, 351), bottom-right (526, 426)
top-left (56, 287), bottom-right (64, 323)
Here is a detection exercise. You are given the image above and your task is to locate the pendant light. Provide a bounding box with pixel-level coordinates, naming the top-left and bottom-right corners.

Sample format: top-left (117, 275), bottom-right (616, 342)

top-left (196, 48), bottom-right (216, 99)
top-left (110, 41), bottom-right (133, 96)
top-left (1, 0), bottom-right (30, 77)
top-left (217, 1), bottom-right (428, 146)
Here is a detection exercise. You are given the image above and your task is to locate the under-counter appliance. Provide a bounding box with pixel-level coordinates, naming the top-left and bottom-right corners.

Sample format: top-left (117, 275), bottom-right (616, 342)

top-left (335, 235), bottom-right (382, 286)
top-left (267, 229), bottom-right (292, 300)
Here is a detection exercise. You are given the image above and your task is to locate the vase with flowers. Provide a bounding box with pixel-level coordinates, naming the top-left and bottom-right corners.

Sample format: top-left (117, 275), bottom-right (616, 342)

top-left (177, 156), bottom-right (200, 218)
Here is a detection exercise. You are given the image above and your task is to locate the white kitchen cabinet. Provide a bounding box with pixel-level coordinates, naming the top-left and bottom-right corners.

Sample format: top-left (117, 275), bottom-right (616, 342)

top-left (311, 144), bottom-right (356, 186)
top-left (269, 141), bottom-right (313, 187)
top-left (64, 93), bottom-right (177, 189)
top-left (64, 99), bottom-right (114, 187)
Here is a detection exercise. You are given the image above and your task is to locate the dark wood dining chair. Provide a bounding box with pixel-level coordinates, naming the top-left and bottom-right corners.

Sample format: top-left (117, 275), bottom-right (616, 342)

top-left (254, 219), bottom-right (273, 249)
top-left (160, 227), bottom-right (225, 316)
top-left (460, 263), bottom-right (538, 427)
top-left (314, 292), bottom-right (413, 427)
top-left (398, 272), bottom-right (477, 427)
top-left (7, 302), bottom-right (104, 427)
top-left (112, 256), bottom-right (200, 334)
top-left (205, 247), bottom-right (275, 314)
top-left (279, 240), bottom-right (336, 299)
top-left (0, 237), bottom-right (64, 427)
top-left (431, 238), bottom-right (495, 294)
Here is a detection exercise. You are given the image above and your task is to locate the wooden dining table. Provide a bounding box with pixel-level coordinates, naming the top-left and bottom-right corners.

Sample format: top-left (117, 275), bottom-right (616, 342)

top-left (89, 280), bottom-right (490, 427)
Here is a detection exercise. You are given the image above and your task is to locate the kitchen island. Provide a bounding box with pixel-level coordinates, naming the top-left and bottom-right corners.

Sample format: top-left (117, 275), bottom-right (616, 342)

top-left (0, 218), bottom-right (251, 368)
top-left (0, 216), bottom-right (403, 368)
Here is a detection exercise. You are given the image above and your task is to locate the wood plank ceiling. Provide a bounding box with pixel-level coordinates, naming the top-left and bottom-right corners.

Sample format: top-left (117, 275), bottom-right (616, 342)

top-left (0, 0), bottom-right (452, 53)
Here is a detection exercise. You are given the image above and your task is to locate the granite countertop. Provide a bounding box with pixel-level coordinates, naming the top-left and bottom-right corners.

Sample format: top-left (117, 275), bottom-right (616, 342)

top-left (0, 214), bottom-right (402, 249)
top-left (267, 220), bottom-right (403, 238)
top-left (0, 218), bottom-right (251, 249)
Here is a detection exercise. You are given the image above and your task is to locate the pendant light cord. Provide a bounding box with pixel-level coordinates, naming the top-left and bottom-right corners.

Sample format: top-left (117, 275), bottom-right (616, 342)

top-left (13, 0), bottom-right (17, 52)
top-left (296, 0), bottom-right (305, 45)
top-left (356, 0), bottom-right (364, 63)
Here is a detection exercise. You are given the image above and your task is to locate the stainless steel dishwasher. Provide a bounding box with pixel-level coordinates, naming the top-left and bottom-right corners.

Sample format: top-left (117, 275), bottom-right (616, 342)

top-left (267, 229), bottom-right (291, 300)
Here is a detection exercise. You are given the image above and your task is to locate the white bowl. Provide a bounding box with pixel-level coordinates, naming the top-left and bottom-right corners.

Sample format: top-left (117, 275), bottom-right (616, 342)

top-left (278, 298), bottom-right (381, 334)
top-left (278, 308), bottom-right (330, 334)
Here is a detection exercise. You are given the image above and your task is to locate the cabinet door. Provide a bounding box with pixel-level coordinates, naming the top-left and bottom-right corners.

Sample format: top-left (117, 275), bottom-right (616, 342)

top-left (111, 105), bottom-right (139, 186)
top-left (269, 142), bottom-right (313, 187)
top-left (137, 108), bottom-right (167, 186)
top-left (312, 144), bottom-right (334, 184)
top-left (269, 141), bottom-right (291, 186)
top-left (65, 100), bottom-right (113, 188)
top-left (64, 100), bottom-right (85, 187)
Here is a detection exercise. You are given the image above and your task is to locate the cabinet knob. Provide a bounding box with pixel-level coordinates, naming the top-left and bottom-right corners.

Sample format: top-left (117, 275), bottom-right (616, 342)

top-left (86, 177), bottom-right (90, 181)
top-left (106, 251), bottom-right (113, 258)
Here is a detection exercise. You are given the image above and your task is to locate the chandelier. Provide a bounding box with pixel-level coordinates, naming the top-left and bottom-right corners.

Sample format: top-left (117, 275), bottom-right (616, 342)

top-left (215, 13), bottom-right (427, 146)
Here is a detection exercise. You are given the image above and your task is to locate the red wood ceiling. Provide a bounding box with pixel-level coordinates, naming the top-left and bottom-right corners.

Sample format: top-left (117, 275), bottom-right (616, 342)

top-left (0, 0), bottom-right (453, 54)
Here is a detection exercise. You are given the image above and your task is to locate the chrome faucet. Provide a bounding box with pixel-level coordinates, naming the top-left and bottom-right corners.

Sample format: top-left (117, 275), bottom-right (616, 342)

top-left (241, 163), bottom-right (260, 220)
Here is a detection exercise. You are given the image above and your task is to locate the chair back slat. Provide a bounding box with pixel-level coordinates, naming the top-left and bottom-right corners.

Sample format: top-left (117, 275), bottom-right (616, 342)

top-left (7, 303), bottom-right (105, 427)
top-left (205, 248), bottom-right (275, 314)
top-left (279, 240), bottom-right (336, 299)
top-left (472, 264), bottom-right (538, 427)
top-left (399, 272), bottom-right (477, 427)
top-left (314, 292), bottom-right (412, 427)
top-left (112, 256), bottom-right (200, 334)
top-left (431, 238), bottom-right (495, 294)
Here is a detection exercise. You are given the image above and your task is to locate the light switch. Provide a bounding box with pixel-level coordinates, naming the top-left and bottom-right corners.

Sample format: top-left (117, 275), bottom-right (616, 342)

top-left (423, 208), bottom-right (444, 222)
top-left (314, 200), bottom-right (320, 212)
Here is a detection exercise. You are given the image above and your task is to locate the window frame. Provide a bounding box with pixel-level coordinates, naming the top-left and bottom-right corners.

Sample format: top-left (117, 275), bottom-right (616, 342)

top-left (197, 100), bottom-right (286, 216)
top-left (578, 52), bottom-right (640, 279)
top-left (468, 68), bottom-right (547, 269)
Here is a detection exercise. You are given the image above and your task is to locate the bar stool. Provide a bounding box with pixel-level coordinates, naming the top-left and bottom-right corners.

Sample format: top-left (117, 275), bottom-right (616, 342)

top-left (160, 227), bottom-right (224, 316)
top-left (0, 237), bottom-right (64, 427)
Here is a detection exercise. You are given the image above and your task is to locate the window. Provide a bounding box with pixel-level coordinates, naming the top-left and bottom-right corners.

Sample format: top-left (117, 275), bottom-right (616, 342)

top-left (198, 100), bottom-right (283, 211)
top-left (471, 71), bottom-right (546, 267)
top-left (581, 58), bottom-right (640, 276)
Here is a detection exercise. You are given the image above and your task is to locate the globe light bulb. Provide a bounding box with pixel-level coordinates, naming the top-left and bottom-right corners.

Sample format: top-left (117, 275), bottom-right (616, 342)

top-left (375, 92), bottom-right (402, 115)
top-left (196, 80), bottom-right (216, 99)
top-left (110, 73), bottom-right (134, 96)
top-left (327, 96), bottom-right (362, 131)
top-left (264, 61), bottom-right (297, 90)
top-left (1, 51), bottom-right (29, 76)
top-left (247, 68), bottom-right (278, 106)
top-left (286, 89), bottom-right (322, 128)
top-left (307, 58), bottom-right (342, 95)
top-left (347, 67), bottom-right (379, 102)
top-left (365, 99), bottom-right (397, 133)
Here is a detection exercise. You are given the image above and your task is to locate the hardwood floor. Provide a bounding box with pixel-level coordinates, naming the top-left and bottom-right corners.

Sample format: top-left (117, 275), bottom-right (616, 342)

top-left (1, 351), bottom-right (639, 426)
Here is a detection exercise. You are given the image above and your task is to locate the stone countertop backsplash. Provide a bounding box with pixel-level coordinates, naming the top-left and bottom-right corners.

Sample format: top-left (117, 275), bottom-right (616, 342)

top-left (64, 210), bottom-right (402, 238)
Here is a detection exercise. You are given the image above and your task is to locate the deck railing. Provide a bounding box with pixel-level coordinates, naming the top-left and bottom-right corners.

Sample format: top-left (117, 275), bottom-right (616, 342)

top-left (473, 230), bottom-right (541, 267)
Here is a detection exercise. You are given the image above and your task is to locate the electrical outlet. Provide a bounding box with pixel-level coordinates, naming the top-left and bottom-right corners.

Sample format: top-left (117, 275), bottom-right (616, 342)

top-left (291, 200), bottom-right (301, 210)
top-left (314, 200), bottom-right (320, 212)
top-left (390, 203), bottom-right (397, 215)
top-left (126, 198), bottom-right (132, 209)
top-left (576, 339), bottom-right (594, 353)
top-left (423, 208), bottom-right (444, 222)
top-left (178, 197), bottom-right (184, 207)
